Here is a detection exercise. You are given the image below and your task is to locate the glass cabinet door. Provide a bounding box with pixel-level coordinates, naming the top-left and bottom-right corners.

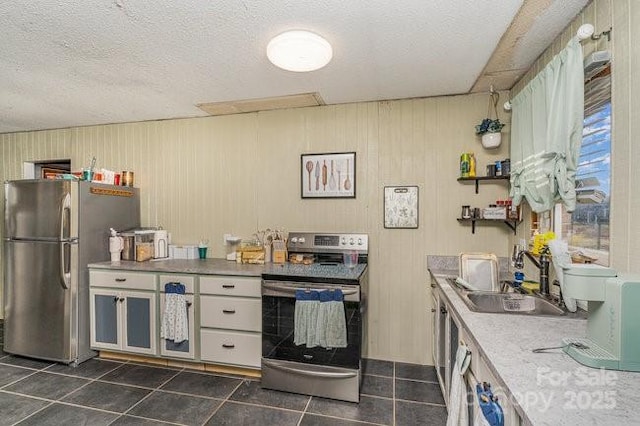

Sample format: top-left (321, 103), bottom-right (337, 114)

top-left (122, 291), bottom-right (157, 355)
top-left (90, 289), bottom-right (121, 351)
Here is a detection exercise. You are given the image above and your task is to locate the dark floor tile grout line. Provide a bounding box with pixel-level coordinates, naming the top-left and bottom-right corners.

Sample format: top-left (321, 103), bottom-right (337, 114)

top-left (300, 411), bottom-right (389, 426)
top-left (394, 376), bottom-right (440, 385)
top-left (219, 398), bottom-right (309, 414)
top-left (392, 361), bottom-right (397, 426)
top-left (198, 373), bottom-right (247, 426)
top-left (107, 413), bottom-right (185, 426)
top-left (5, 395), bottom-right (148, 425)
top-left (295, 396), bottom-right (313, 426)
top-left (7, 399), bottom-right (54, 426)
top-left (0, 368), bottom-right (41, 390)
top-left (394, 397), bottom-right (446, 407)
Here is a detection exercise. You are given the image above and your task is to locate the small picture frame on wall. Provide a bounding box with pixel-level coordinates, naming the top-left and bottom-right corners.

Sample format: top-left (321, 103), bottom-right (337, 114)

top-left (384, 186), bottom-right (419, 229)
top-left (301, 152), bottom-right (356, 198)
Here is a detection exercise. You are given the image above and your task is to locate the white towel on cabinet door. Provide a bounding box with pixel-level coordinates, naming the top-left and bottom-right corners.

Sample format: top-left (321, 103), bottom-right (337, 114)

top-left (161, 293), bottom-right (189, 343)
top-left (447, 344), bottom-right (472, 426)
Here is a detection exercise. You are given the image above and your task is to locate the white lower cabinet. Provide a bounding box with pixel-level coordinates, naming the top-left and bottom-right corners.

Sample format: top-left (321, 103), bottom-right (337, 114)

top-left (90, 288), bottom-right (157, 355)
top-left (90, 269), bottom-right (262, 369)
top-left (159, 275), bottom-right (196, 360)
top-left (200, 329), bottom-right (261, 367)
top-left (432, 275), bottom-right (523, 426)
top-left (199, 275), bottom-right (261, 368)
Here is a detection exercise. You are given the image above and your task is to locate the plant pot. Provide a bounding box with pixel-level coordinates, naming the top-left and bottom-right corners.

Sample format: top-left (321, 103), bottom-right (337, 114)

top-left (481, 132), bottom-right (502, 149)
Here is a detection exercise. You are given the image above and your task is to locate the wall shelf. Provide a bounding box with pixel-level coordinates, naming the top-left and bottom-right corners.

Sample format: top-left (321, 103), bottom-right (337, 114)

top-left (457, 218), bottom-right (520, 234)
top-left (457, 175), bottom-right (510, 194)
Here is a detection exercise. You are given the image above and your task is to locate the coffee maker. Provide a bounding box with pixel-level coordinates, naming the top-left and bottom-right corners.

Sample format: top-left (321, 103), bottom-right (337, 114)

top-left (562, 265), bottom-right (640, 371)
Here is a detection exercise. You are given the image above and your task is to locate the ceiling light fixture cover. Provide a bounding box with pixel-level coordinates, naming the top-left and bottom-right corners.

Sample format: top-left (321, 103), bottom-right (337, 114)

top-left (267, 30), bottom-right (333, 72)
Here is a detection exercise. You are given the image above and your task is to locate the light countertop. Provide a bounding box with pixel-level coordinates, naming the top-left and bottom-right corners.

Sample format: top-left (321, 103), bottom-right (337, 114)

top-left (89, 258), bottom-right (265, 276)
top-left (430, 270), bottom-right (640, 426)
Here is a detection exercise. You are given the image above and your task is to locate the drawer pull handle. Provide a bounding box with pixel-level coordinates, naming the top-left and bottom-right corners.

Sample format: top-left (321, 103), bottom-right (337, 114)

top-left (222, 343), bottom-right (235, 349)
top-left (115, 278), bottom-right (127, 282)
top-left (222, 309), bottom-right (236, 314)
top-left (222, 284), bottom-right (235, 289)
top-left (119, 297), bottom-right (125, 302)
top-left (186, 302), bottom-right (193, 307)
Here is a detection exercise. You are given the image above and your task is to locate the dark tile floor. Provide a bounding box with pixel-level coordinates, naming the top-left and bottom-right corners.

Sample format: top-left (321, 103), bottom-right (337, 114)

top-left (0, 323), bottom-right (446, 425)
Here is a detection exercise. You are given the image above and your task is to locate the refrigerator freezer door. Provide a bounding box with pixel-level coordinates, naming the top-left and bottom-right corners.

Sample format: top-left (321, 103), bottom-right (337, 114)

top-left (3, 239), bottom-right (78, 363)
top-left (5, 180), bottom-right (73, 241)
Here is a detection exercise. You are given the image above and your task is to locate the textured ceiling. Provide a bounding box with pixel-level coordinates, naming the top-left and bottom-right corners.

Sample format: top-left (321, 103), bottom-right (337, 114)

top-left (0, 0), bottom-right (588, 134)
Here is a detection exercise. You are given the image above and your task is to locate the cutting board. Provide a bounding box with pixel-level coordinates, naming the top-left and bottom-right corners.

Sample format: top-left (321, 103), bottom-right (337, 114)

top-left (459, 253), bottom-right (499, 291)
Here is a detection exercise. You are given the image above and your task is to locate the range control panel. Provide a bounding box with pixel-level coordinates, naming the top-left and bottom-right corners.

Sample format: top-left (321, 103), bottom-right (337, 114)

top-left (287, 232), bottom-right (368, 253)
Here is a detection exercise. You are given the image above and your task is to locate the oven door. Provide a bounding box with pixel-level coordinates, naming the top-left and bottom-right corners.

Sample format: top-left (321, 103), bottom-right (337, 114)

top-left (261, 280), bottom-right (361, 370)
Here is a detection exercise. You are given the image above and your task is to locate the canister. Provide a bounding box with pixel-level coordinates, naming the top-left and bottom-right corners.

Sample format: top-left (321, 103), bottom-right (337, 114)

top-left (460, 153), bottom-right (471, 178)
top-left (122, 171), bottom-right (134, 187)
top-left (501, 158), bottom-right (511, 176)
top-left (121, 232), bottom-right (136, 261)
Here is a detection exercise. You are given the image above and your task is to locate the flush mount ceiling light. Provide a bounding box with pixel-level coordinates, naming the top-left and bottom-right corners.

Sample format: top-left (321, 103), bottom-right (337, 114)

top-left (267, 30), bottom-right (333, 72)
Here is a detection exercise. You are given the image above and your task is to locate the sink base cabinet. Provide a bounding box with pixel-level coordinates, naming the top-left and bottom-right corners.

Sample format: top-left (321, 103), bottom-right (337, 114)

top-left (432, 276), bottom-right (523, 426)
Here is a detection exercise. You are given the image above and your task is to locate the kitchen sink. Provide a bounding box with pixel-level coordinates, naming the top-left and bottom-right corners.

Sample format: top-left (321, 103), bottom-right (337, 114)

top-left (445, 277), bottom-right (568, 317)
top-left (464, 292), bottom-right (565, 316)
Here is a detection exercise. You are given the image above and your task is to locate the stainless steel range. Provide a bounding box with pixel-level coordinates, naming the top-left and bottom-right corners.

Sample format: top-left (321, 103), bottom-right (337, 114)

top-left (261, 232), bottom-right (368, 402)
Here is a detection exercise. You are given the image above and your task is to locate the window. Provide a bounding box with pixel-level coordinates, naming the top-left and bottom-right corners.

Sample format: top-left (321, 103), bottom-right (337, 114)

top-left (554, 65), bottom-right (611, 266)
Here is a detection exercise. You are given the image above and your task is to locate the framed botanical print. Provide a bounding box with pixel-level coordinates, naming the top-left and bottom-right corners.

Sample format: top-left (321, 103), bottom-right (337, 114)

top-left (384, 186), bottom-right (419, 228)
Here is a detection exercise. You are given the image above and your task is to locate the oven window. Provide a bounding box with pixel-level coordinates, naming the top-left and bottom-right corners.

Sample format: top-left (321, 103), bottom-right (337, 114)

top-left (262, 295), bottom-right (361, 369)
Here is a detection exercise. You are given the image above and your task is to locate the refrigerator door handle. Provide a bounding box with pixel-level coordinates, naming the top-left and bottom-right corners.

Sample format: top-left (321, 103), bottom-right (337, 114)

top-left (60, 192), bottom-right (72, 240)
top-left (60, 242), bottom-right (71, 289)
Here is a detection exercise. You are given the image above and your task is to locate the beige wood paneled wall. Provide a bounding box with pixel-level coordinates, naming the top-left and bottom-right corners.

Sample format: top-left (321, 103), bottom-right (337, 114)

top-left (0, 92), bottom-right (513, 364)
top-left (510, 0), bottom-right (640, 275)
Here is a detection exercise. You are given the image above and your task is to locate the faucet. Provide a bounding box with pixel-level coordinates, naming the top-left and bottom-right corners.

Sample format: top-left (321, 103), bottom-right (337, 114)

top-left (513, 245), bottom-right (551, 297)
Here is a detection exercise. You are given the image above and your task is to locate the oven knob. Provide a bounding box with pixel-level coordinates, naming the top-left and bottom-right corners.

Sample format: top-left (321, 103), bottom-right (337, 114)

top-left (341, 237), bottom-right (346, 245)
top-left (349, 238), bottom-right (354, 245)
top-left (357, 238), bottom-right (363, 245)
top-left (291, 237), bottom-right (298, 243)
top-left (299, 237), bottom-right (305, 244)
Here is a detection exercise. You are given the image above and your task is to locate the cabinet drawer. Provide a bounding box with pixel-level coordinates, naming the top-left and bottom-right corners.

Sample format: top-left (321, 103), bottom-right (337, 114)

top-left (90, 270), bottom-right (156, 290)
top-left (200, 276), bottom-right (261, 298)
top-left (200, 329), bottom-right (261, 368)
top-left (200, 296), bottom-right (261, 331)
top-left (159, 274), bottom-right (195, 294)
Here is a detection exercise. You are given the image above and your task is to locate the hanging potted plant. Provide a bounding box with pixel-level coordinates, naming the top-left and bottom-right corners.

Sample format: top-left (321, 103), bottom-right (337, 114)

top-left (475, 91), bottom-right (505, 149)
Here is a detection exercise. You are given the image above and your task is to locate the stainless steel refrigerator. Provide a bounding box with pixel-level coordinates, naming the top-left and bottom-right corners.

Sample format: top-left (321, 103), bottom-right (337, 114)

top-left (3, 180), bottom-right (140, 365)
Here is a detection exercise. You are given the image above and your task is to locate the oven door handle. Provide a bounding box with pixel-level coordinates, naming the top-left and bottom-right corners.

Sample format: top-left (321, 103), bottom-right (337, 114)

top-left (262, 359), bottom-right (358, 379)
top-left (262, 282), bottom-right (358, 296)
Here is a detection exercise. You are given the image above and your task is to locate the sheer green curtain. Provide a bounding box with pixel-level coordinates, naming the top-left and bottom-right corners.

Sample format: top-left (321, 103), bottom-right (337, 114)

top-left (509, 37), bottom-right (584, 213)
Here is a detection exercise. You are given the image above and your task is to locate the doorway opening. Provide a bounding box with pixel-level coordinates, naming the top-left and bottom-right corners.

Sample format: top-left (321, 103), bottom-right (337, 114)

top-left (23, 159), bottom-right (71, 179)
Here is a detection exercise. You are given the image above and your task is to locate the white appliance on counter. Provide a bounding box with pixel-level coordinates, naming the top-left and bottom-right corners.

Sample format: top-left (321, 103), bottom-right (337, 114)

top-left (153, 229), bottom-right (169, 259)
top-left (3, 180), bottom-right (140, 365)
top-left (562, 265), bottom-right (640, 371)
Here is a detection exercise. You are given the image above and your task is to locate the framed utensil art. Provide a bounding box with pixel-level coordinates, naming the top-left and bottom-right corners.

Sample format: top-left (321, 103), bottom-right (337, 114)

top-left (384, 186), bottom-right (419, 228)
top-left (301, 152), bottom-right (355, 198)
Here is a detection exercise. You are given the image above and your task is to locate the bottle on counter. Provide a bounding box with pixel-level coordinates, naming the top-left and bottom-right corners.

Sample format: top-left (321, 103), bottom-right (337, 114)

top-left (469, 153), bottom-right (476, 178)
top-left (460, 153), bottom-right (471, 178)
